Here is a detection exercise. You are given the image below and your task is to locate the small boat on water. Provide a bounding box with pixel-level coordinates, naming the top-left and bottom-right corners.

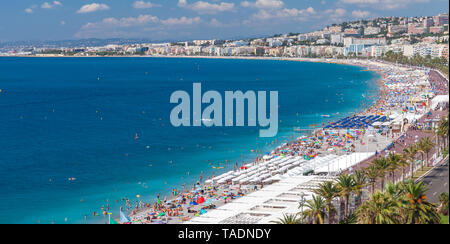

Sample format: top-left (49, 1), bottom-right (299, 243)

top-left (202, 118), bottom-right (213, 123)
top-left (321, 114), bottom-right (331, 118)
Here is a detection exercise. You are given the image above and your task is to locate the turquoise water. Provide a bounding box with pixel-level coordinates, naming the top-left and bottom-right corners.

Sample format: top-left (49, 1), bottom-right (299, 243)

top-left (0, 57), bottom-right (379, 224)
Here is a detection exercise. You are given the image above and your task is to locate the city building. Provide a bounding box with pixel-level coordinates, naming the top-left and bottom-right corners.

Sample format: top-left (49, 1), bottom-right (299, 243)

top-left (433, 13), bottom-right (449, 26)
top-left (344, 37), bottom-right (386, 47)
top-left (364, 26), bottom-right (381, 35)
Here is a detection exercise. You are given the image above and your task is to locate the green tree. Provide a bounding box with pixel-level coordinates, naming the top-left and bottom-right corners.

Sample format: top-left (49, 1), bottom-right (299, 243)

top-left (386, 154), bottom-right (403, 183)
top-left (352, 170), bottom-right (368, 208)
top-left (437, 192), bottom-right (449, 215)
top-left (270, 213), bottom-right (301, 224)
top-left (384, 182), bottom-right (403, 199)
top-left (303, 195), bottom-right (327, 224)
top-left (356, 191), bottom-right (401, 224)
top-left (314, 181), bottom-right (340, 224)
top-left (372, 158), bottom-right (390, 191)
top-left (401, 181), bottom-right (441, 224)
top-left (436, 116), bottom-right (449, 152)
top-left (336, 174), bottom-right (356, 220)
top-left (364, 164), bottom-right (381, 194)
top-left (397, 153), bottom-right (410, 182)
top-left (420, 137), bottom-right (435, 167)
top-left (403, 144), bottom-right (418, 179)
top-left (416, 139), bottom-right (427, 171)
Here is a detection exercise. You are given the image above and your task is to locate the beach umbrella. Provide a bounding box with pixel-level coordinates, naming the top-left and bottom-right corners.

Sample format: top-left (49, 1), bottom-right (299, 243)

top-left (197, 197), bottom-right (205, 204)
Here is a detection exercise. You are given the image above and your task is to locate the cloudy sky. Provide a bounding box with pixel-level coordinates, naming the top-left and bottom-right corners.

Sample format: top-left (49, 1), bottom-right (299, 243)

top-left (0, 0), bottom-right (448, 41)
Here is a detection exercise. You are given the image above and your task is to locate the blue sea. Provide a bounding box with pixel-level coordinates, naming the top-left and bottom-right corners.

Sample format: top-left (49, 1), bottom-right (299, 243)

top-left (0, 57), bottom-right (379, 224)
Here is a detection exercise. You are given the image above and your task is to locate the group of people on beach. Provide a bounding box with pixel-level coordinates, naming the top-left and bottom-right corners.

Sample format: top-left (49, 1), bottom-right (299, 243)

top-left (95, 59), bottom-right (448, 224)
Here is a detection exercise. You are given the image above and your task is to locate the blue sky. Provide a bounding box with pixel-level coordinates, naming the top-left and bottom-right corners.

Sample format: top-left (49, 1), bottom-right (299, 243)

top-left (0, 0), bottom-right (448, 41)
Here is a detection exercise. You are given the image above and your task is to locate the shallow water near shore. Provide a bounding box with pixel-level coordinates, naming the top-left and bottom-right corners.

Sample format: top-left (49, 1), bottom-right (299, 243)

top-left (0, 57), bottom-right (379, 224)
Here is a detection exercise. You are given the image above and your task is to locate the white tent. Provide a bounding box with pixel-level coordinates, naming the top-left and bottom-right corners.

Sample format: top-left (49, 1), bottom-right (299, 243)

top-left (431, 95), bottom-right (449, 110)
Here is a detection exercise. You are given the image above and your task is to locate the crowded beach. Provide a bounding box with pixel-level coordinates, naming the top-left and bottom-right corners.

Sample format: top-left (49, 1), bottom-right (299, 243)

top-left (110, 58), bottom-right (448, 224)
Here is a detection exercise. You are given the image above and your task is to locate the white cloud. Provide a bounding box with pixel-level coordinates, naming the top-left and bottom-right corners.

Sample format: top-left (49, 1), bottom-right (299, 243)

top-left (248, 6), bottom-right (316, 22)
top-left (334, 8), bottom-right (347, 17)
top-left (178, 0), bottom-right (235, 14)
top-left (41, 1), bottom-right (63, 9)
top-left (132, 1), bottom-right (161, 9)
top-left (209, 18), bottom-right (230, 27)
top-left (252, 9), bottom-right (273, 20)
top-left (161, 16), bottom-right (201, 25)
top-left (26, 2), bottom-right (62, 14)
top-left (275, 7), bottom-right (316, 18)
top-left (241, 0), bottom-right (284, 9)
top-left (82, 15), bottom-right (160, 29)
top-left (352, 10), bottom-right (371, 18)
top-left (324, 8), bottom-right (347, 18)
top-left (339, 0), bottom-right (378, 3)
top-left (76, 13), bottom-right (203, 38)
top-left (78, 14), bottom-right (201, 37)
top-left (77, 3), bottom-right (110, 14)
top-left (339, 0), bottom-right (430, 10)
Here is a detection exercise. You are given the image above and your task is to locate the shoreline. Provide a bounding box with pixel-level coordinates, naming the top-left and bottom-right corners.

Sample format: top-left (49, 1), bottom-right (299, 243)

top-left (0, 56), bottom-right (386, 224)
top-left (124, 58), bottom-right (390, 224)
top-left (180, 60), bottom-right (444, 224)
top-left (3, 55), bottom-right (392, 224)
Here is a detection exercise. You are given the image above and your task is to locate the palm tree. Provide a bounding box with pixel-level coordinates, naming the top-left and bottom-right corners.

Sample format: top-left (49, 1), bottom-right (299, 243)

top-left (401, 181), bottom-right (441, 224)
top-left (336, 174), bottom-right (356, 220)
top-left (356, 191), bottom-right (401, 224)
top-left (303, 195), bottom-right (327, 224)
top-left (416, 139), bottom-right (426, 171)
top-left (437, 192), bottom-right (449, 215)
top-left (372, 158), bottom-right (390, 191)
top-left (384, 182), bottom-right (403, 199)
top-left (339, 213), bottom-right (358, 224)
top-left (436, 116), bottom-right (449, 151)
top-left (352, 170), bottom-right (367, 208)
top-left (386, 154), bottom-right (402, 183)
top-left (270, 213), bottom-right (301, 224)
top-left (403, 144), bottom-right (418, 179)
top-left (438, 116), bottom-right (449, 138)
top-left (397, 153), bottom-right (410, 182)
top-left (314, 181), bottom-right (339, 224)
top-left (420, 137), bottom-right (435, 167)
top-left (364, 164), bottom-right (380, 194)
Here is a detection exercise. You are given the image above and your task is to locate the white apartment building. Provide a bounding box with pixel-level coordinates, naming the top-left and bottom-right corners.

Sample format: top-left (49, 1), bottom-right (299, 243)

top-left (364, 26), bottom-right (381, 35)
top-left (344, 37), bottom-right (387, 47)
top-left (330, 33), bottom-right (344, 45)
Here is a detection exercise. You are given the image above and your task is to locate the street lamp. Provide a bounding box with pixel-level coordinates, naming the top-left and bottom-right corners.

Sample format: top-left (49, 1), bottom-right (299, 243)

top-left (298, 192), bottom-right (306, 214)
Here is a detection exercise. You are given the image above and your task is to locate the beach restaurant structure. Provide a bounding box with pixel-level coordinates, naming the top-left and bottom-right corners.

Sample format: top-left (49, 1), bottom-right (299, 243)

top-left (189, 152), bottom-right (374, 224)
top-left (187, 176), bottom-right (336, 224)
top-left (206, 152), bottom-right (374, 186)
